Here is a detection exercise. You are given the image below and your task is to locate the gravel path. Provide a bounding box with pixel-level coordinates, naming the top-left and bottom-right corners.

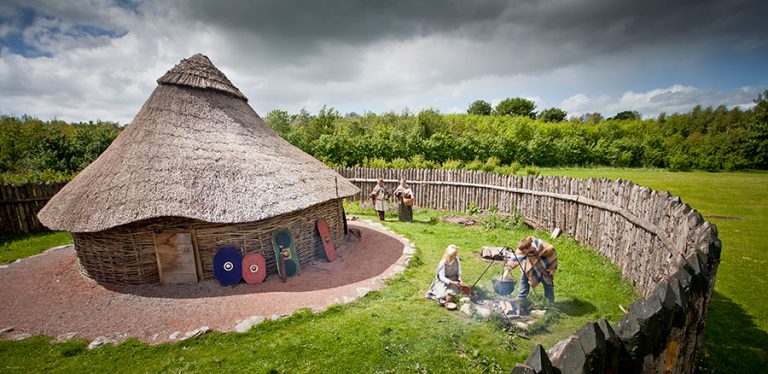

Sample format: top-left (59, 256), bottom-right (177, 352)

top-left (0, 221), bottom-right (408, 344)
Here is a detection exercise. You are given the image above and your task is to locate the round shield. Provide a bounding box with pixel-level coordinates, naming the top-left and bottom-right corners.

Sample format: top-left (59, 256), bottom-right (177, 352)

top-left (214, 245), bottom-right (242, 286)
top-left (283, 258), bottom-right (298, 277)
top-left (242, 252), bottom-right (267, 284)
top-left (274, 229), bottom-right (293, 249)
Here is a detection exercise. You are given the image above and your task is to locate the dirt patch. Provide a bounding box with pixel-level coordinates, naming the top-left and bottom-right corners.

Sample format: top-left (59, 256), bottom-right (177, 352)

top-left (0, 221), bottom-right (407, 344)
top-left (441, 215), bottom-right (478, 226)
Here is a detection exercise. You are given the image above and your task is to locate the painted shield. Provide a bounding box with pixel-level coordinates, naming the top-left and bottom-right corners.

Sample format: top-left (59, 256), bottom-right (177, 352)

top-left (213, 245), bottom-right (242, 286)
top-left (242, 252), bottom-right (267, 284)
top-left (283, 257), bottom-right (298, 277)
top-left (272, 228), bottom-right (300, 278)
top-left (316, 218), bottom-right (337, 262)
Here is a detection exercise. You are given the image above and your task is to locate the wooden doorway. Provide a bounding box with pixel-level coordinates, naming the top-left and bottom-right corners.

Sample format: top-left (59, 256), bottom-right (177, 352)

top-left (154, 232), bottom-right (201, 284)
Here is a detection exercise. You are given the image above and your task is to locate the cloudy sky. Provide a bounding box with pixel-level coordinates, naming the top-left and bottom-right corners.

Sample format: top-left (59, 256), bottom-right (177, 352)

top-left (1, 0), bottom-right (766, 124)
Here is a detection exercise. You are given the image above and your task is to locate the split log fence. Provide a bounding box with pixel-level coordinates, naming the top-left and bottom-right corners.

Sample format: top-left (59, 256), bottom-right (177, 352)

top-left (1, 169), bottom-right (721, 373)
top-left (337, 167), bottom-right (721, 374)
top-left (0, 182), bottom-right (67, 236)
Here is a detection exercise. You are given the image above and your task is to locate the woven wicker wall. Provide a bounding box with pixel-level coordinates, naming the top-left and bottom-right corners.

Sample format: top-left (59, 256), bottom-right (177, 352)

top-left (72, 199), bottom-right (344, 285)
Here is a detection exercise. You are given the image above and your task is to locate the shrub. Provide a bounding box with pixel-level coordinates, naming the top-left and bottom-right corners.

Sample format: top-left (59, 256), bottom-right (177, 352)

top-left (467, 202), bottom-right (480, 216)
top-left (389, 158), bottom-right (410, 169)
top-left (465, 159), bottom-right (483, 171)
top-left (364, 157), bottom-right (390, 169)
top-left (481, 157), bottom-right (501, 172)
top-left (525, 165), bottom-right (541, 176)
top-left (667, 153), bottom-right (692, 172)
top-left (441, 159), bottom-right (463, 170)
top-left (480, 212), bottom-right (526, 231)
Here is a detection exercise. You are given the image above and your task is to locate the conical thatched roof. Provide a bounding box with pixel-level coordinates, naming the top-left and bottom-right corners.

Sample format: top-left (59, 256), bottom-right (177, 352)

top-left (38, 54), bottom-right (359, 233)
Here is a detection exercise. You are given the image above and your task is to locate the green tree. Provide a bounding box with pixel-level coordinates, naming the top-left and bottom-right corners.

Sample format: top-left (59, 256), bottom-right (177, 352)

top-left (744, 90), bottom-right (768, 167)
top-left (264, 109), bottom-right (291, 135)
top-left (580, 112), bottom-right (604, 124)
top-left (538, 107), bottom-right (567, 122)
top-left (494, 97), bottom-right (536, 118)
top-left (612, 110), bottom-right (641, 121)
top-left (467, 100), bottom-right (492, 115)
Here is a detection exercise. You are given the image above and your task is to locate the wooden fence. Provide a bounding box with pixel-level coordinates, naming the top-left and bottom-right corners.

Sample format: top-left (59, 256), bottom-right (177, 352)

top-left (0, 182), bottom-right (67, 236)
top-left (337, 167), bottom-right (721, 373)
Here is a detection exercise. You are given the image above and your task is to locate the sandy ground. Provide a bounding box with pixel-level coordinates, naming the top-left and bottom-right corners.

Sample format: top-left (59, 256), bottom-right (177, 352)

top-left (0, 221), bottom-right (409, 344)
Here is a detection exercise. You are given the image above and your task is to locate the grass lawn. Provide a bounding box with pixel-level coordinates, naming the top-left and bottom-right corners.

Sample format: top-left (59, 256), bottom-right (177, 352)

top-left (0, 231), bottom-right (72, 264)
top-left (539, 168), bottom-right (768, 373)
top-left (0, 208), bottom-right (635, 373)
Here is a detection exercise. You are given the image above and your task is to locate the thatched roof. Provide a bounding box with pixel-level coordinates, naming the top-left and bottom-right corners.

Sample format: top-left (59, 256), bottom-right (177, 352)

top-left (38, 54), bottom-right (360, 233)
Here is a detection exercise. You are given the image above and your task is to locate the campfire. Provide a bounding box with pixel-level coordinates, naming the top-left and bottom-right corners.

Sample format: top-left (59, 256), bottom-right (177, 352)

top-left (458, 273), bottom-right (548, 331)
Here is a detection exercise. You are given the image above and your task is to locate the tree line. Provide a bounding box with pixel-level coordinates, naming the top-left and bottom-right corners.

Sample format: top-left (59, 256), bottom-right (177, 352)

top-left (1, 90), bottom-right (766, 184)
top-left (266, 91), bottom-right (767, 172)
top-left (0, 115), bottom-right (122, 184)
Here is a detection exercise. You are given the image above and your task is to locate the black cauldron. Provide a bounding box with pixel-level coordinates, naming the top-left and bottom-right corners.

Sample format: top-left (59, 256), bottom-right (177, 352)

top-left (492, 276), bottom-right (516, 296)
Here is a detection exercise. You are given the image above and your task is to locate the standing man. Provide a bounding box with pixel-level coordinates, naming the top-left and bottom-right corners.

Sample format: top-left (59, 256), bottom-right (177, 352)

top-left (369, 178), bottom-right (390, 221)
top-left (503, 236), bottom-right (558, 312)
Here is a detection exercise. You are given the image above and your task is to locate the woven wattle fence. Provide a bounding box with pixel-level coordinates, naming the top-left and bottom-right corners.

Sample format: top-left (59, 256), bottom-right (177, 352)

top-left (337, 167), bottom-right (720, 374)
top-left (72, 199), bottom-right (344, 285)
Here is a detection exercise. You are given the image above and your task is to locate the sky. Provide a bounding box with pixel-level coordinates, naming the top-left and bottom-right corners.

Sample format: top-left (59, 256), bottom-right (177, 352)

top-left (0, 0), bottom-right (766, 124)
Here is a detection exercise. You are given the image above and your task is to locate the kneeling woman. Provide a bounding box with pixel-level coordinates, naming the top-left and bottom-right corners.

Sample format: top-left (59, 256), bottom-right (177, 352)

top-left (426, 244), bottom-right (463, 300)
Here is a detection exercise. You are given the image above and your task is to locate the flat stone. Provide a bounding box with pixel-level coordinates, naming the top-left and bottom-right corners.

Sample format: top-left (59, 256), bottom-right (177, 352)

top-left (514, 321), bottom-right (530, 330)
top-left (392, 265), bottom-right (406, 274)
top-left (181, 326), bottom-right (211, 340)
top-left (88, 336), bottom-right (116, 349)
top-left (474, 305), bottom-right (492, 318)
top-left (0, 327), bottom-right (13, 335)
top-left (459, 297), bottom-right (470, 304)
top-left (531, 309), bottom-right (547, 318)
top-left (343, 296), bottom-right (355, 304)
top-left (357, 287), bottom-right (372, 297)
top-left (55, 332), bottom-right (78, 342)
top-left (12, 333), bottom-right (31, 341)
top-left (460, 303), bottom-right (473, 316)
top-left (403, 247), bottom-right (416, 255)
top-left (169, 331), bottom-right (181, 340)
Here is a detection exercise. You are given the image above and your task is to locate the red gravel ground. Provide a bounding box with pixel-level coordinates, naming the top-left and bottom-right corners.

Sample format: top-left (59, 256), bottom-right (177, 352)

top-left (0, 221), bottom-right (407, 344)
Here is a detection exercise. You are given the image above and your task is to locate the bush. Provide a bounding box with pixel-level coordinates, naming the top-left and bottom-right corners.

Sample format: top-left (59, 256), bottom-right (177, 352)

top-left (364, 157), bottom-right (390, 169)
top-left (481, 157), bottom-right (501, 172)
top-left (465, 159), bottom-right (484, 171)
top-left (389, 158), bottom-right (410, 169)
top-left (441, 160), bottom-right (463, 170)
top-left (667, 153), bottom-right (692, 172)
top-left (480, 212), bottom-right (526, 231)
top-left (408, 154), bottom-right (437, 169)
top-left (525, 165), bottom-right (541, 176)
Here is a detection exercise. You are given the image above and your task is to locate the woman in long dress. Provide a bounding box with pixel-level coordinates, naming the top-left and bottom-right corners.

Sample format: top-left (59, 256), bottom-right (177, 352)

top-left (393, 179), bottom-right (413, 222)
top-left (426, 245), bottom-right (463, 300)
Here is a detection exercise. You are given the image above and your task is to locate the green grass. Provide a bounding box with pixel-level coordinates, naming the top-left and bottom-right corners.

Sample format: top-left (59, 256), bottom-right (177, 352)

top-left (539, 167), bottom-right (768, 373)
top-left (0, 208), bottom-right (635, 373)
top-left (0, 231), bottom-right (72, 264)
